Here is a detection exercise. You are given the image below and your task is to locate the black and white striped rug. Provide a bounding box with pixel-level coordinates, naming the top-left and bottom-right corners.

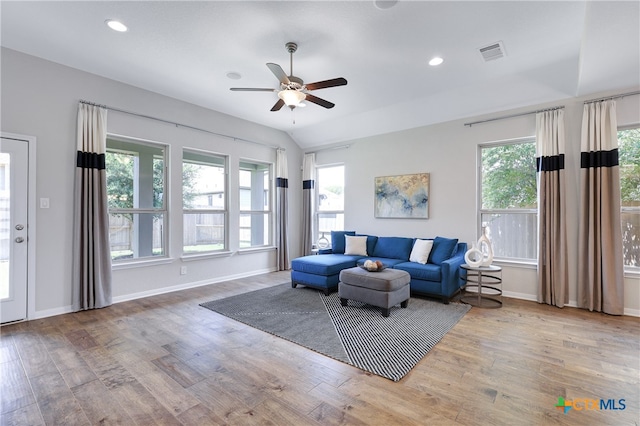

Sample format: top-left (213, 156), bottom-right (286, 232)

top-left (200, 283), bottom-right (470, 381)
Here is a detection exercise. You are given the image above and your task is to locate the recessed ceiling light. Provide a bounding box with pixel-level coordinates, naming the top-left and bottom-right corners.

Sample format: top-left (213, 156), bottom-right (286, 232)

top-left (429, 57), bottom-right (444, 66)
top-left (226, 72), bottom-right (242, 80)
top-left (105, 19), bottom-right (128, 32)
top-left (374, 0), bottom-right (398, 10)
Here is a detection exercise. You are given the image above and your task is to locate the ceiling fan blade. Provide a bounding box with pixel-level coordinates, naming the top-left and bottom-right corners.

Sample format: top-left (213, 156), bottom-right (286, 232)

top-left (305, 77), bottom-right (348, 91)
top-left (230, 88), bottom-right (276, 92)
top-left (266, 63), bottom-right (290, 85)
top-left (270, 99), bottom-right (285, 112)
top-left (304, 94), bottom-right (335, 109)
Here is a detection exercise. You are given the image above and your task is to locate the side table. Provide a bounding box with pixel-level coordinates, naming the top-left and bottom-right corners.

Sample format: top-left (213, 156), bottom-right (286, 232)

top-left (460, 264), bottom-right (502, 308)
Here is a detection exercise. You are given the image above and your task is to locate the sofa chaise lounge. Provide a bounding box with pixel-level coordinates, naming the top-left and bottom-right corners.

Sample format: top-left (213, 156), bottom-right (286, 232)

top-left (291, 231), bottom-right (467, 304)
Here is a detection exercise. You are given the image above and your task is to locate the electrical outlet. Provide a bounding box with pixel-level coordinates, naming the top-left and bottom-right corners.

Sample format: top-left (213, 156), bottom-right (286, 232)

top-left (180, 266), bottom-right (187, 275)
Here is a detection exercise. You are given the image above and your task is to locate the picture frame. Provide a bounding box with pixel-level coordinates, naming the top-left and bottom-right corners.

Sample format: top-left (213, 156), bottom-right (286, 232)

top-left (374, 173), bottom-right (430, 219)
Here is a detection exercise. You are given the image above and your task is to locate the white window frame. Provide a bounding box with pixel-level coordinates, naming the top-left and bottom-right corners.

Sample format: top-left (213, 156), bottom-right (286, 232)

top-left (478, 138), bottom-right (537, 264)
top-left (618, 125), bottom-right (640, 274)
top-left (182, 149), bottom-right (228, 256)
top-left (239, 159), bottom-right (273, 250)
top-left (315, 164), bottom-right (345, 248)
top-left (106, 135), bottom-right (168, 264)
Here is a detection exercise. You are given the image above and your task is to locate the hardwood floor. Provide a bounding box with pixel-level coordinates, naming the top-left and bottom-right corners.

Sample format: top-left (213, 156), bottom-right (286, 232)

top-left (1, 271), bottom-right (638, 425)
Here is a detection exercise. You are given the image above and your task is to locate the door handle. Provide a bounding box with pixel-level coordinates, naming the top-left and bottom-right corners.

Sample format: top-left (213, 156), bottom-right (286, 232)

top-left (15, 237), bottom-right (24, 243)
top-left (15, 224), bottom-right (24, 230)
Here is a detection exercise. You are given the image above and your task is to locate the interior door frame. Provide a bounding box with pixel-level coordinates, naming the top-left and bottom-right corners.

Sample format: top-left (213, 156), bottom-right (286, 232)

top-left (1, 132), bottom-right (37, 321)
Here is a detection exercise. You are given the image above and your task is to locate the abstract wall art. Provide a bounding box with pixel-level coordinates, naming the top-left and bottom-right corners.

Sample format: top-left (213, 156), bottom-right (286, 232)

top-left (374, 173), bottom-right (430, 219)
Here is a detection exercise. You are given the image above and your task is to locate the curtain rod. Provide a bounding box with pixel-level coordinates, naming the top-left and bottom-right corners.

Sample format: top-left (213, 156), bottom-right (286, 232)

top-left (304, 144), bottom-right (350, 154)
top-left (464, 106), bottom-right (564, 127)
top-left (79, 100), bottom-right (283, 150)
top-left (583, 90), bottom-right (640, 104)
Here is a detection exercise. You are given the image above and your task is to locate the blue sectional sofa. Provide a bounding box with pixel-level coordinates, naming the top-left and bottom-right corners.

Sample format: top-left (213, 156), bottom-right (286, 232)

top-left (291, 231), bottom-right (467, 303)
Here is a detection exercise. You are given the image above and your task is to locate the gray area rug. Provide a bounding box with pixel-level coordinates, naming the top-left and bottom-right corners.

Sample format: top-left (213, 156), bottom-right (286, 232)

top-left (200, 283), bottom-right (471, 381)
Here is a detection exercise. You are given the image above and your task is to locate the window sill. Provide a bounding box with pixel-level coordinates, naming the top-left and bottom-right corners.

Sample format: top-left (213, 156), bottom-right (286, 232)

top-left (492, 259), bottom-right (537, 270)
top-left (237, 246), bottom-right (277, 255)
top-left (624, 268), bottom-right (640, 279)
top-left (490, 261), bottom-right (639, 278)
top-left (112, 256), bottom-right (173, 270)
top-left (181, 251), bottom-right (233, 261)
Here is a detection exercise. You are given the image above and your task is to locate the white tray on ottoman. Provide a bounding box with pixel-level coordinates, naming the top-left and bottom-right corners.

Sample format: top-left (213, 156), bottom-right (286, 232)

top-left (338, 266), bottom-right (411, 317)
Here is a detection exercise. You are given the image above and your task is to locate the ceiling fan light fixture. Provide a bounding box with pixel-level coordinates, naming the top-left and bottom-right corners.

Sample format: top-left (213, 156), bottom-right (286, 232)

top-left (231, 42), bottom-right (346, 112)
top-left (278, 89), bottom-right (306, 106)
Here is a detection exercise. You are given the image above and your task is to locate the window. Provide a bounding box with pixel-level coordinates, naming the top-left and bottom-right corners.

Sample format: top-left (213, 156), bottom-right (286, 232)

top-left (316, 165), bottom-right (345, 247)
top-left (239, 161), bottom-right (271, 248)
top-left (619, 127), bottom-right (640, 269)
top-left (106, 137), bottom-right (166, 261)
top-left (183, 150), bottom-right (227, 254)
top-left (479, 140), bottom-right (537, 261)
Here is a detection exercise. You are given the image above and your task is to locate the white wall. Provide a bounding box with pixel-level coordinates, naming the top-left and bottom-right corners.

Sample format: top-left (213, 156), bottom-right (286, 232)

top-left (1, 48), bottom-right (304, 318)
top-left (314, 90), bottom-right (640, 315)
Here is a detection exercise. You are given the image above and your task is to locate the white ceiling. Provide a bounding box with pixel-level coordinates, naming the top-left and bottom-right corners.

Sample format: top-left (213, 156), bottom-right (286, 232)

top-left (1, 1), bottom-right (639, 149)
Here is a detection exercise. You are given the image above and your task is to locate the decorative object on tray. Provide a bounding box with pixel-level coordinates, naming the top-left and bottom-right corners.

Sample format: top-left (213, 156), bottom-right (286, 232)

top-left (477, 223), bottom-right (494, 266)
top-left (359, 259), bottom-right (386, 272)
top-left (375, 173), bottom-right (429, 219)
top-left (464, 242), bottom-right (484, 268)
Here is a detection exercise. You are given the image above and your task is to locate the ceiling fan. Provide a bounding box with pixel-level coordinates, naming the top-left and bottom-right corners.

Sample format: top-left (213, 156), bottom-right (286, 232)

top-left (230, 42), bottom-right (347, 112)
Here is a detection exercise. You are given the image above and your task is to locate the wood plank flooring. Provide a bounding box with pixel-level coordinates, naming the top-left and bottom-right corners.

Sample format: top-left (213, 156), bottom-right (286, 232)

top-left (1, 271), bottom-right (638, 425)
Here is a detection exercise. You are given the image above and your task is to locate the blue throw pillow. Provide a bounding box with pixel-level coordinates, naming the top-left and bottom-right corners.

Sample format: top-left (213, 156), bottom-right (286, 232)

top-left (372, 237), bottom-right (415, 260)
top-left (428, 236), bottom-right (459, 264)
top-left (330, 231), bottom-right (356, 254)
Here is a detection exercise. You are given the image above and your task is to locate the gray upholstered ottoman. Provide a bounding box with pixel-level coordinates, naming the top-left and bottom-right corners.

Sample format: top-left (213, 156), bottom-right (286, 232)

top-left (338, 267), bottom-right (411, 317)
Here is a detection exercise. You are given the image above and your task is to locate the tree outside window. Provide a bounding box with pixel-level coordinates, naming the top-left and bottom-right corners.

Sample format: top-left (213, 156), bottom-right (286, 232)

top-left (479, 140), bottom-right (537, 261)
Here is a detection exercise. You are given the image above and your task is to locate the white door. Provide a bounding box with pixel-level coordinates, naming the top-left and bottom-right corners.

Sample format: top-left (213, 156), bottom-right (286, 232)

top-left (1, 137), bottom-right (28, 324)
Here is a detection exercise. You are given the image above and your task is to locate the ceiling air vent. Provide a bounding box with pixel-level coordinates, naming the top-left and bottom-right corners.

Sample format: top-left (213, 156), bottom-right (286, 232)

top-left (479, 41), bottom-right (506, 62)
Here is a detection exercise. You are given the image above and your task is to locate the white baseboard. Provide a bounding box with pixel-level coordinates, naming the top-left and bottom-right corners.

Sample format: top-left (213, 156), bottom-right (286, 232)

top-left (502, 291), bottom-right (537, 302)
top-left (111, 267), bottom-right (277, 304)
top-left (502, 292), bottom-right (640, 317)
top-left (33, 305), bottom-right (75, 320)
top-left (33, 267), bottom-right (278, 320)
top-left (623, 307), bottom-right (640, 317)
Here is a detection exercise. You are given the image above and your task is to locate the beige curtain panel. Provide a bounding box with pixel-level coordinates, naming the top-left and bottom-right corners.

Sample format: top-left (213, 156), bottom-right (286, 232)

top-left (72, 103), bottom-right (112, 311)
top-left (302, 153), bottom-right (316, 256)
top-left (535, 109), bottom-right (569, 308)
top-left (578, 100), bottom-right (624, 315)
top-left (276, 148), bottom-right (290, 270)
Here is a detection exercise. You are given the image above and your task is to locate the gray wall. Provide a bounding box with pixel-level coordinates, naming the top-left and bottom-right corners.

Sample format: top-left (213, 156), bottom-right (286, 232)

top-left (1, 48), bottom-right (303, 317)
top-left (315, 90), bottom-right (640, 315)
top-left (2, 47), bottom-right (638, 317)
